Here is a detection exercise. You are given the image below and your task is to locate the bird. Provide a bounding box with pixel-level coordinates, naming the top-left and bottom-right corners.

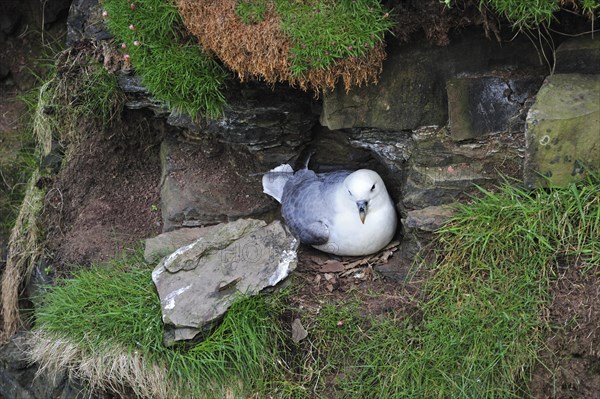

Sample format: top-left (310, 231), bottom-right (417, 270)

top-left (262, 160), bottom-right (397, 256)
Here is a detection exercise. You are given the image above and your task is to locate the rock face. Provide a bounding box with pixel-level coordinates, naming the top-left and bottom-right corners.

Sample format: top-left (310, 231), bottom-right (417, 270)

top-left (524, 74), bottom-right (600, 187)
top-left (67, 0), bottom-right (113, 46)
top-left (152, 219), bottom-right (298, 344)
top-left (554, 34), bottom-right (600, 74)
top-left (350, 127), bottom-right (524, 210)
top-left (168, 81), bottom-right (317, 165)
top-left (320, 31), bottom-right (542, 131)
top-left (447, 75), bottom-right (543, 141)
top-left (160, 135), bottom-right (276, 232)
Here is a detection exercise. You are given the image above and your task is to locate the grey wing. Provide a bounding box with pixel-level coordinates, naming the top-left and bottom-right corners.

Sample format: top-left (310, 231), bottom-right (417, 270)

top-left (281, 172), bottom-right (338, 246)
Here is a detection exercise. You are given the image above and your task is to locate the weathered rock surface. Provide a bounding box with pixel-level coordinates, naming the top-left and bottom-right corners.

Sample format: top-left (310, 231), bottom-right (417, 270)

top-left (447, 75), bottom-right (543, 141)
top-left (67, 0), bottom-right (112, 46)
top-left (160, 135), bottom-right (276, 232)
top-left (555, 34), bottom-right (600, 74)
top-left (350, 126), bottom-right (524, 210)
top-left (320, 31), bottom-right (543, 131)
top-left (144, 226), bottom-right (214, 264)
top-left (152, 219), bottom-right (298, 344)
top-left (524, 74), bottom-right (600, 187)
top-left (402, 204), bottom-right (458, 233)
top-left (117, 77), bottom-right (317, 166)
top-left (167, 81), bottom-right (317, 165)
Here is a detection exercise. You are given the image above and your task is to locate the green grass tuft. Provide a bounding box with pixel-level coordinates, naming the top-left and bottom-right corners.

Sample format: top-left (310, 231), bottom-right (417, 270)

top-left (443, 0), bottom-right (599, 29)
top-left (102, 0), bottom-right (228, 120)
top-left (287, 174), bottom-right (599, 398)
top-left (235, 0), bottom-right (394, 78)
top-left (33, 252), bottom-right (290, 398)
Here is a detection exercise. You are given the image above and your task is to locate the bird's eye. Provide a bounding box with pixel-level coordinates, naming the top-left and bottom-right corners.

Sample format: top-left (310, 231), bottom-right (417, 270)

top-left (370, 184), bottom-right (376, 191)
top-left (348, 190), bottom-right (353, 196)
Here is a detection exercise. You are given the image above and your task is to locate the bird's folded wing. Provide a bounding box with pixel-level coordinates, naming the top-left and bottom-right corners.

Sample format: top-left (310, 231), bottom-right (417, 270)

top-left (291, 221), bottom-right (329, 246)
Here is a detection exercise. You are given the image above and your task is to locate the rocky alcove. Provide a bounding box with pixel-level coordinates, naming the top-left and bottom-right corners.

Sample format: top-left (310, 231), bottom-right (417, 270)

top-left (0, 0), bottom-right (598, 398)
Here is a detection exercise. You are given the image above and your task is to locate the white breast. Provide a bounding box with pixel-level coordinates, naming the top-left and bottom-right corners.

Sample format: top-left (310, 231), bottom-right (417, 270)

top-left (314, 196), bottom-right (397, 256)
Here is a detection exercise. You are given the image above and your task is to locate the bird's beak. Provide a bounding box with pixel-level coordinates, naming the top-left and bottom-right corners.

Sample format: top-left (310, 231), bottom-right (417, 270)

top-left (357, 200), bottom-right (368, 224)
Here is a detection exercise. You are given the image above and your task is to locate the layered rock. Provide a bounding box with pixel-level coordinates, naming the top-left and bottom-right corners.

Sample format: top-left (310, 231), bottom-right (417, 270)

top-left (320, 31), bottom-right (542, 131)
top-left (151, 219), bottom-right (298, 344)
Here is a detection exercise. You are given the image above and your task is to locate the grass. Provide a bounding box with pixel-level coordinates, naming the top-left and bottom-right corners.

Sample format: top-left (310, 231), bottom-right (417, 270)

top-left (101, 0), bottom-right (228, 120)
top-left (288, 174), bottom-right (599, 398)
top-left (0, 130), bottom-right (37, 234)
top-left (30, 174), bottom-right (599, 397)
top-left (25, 46), bottom-right (126, 158)
top-left (235, 0), bottom-right (394, 78)
top-left (32, 252), bottom-right (291, 398)
top-left (442, 0), bottom-right (598, 29)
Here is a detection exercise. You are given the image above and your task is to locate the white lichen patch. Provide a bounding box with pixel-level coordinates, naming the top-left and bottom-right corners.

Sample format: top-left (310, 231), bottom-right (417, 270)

top-left (163, 284), bottom-right (191, 310)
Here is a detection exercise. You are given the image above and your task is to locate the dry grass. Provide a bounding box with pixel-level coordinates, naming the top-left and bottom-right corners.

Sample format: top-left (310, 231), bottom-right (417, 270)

top-left (1, 170), bottom-right (44, 342)
top-left (177, 0), bottom-right (387, 93)
top-left (28, 330), bottom-right (176, 399)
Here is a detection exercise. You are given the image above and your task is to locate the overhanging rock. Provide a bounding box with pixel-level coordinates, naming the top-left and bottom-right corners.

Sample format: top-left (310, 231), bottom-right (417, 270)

top-left (152, 219), bottom-right (298, 345)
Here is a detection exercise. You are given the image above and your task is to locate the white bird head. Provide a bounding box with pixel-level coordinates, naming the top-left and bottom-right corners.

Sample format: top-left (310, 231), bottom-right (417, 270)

top-left (343, 169), bottom-right (389, 224)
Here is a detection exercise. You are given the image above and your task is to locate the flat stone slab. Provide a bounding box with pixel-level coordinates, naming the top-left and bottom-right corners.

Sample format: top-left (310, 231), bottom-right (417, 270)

top-left (402, 204), bottom-right (458, 232)
top-left (525, 74), bottom-right (600, 187)
top-left (152, 219), bottom-right (298, 344)
top-left (144, 226), bottom-right (214, 264)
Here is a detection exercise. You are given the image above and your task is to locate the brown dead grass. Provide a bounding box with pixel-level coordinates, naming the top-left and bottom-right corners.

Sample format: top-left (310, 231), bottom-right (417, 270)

top-left (177, 0), bottom-right (386, 93)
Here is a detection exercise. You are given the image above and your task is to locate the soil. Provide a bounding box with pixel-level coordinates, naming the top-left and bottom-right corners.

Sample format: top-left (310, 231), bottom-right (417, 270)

top-left (291, 244), bottom-right (423, 321)
top-left (42, 110), bottom-right (166, 274)
top-left (530, 261), bottom-right (600, 399)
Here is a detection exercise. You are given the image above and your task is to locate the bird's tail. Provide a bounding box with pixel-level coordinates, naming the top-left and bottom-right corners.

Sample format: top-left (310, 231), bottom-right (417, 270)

top-left (262, 164), bottom-right (294, 203)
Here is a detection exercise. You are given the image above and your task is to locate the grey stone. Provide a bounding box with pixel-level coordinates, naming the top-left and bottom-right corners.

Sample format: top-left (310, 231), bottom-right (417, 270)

top-left (524, 74), bottom-right (600, 187)
top-left (67, 0), bottom-right (112, 46)
top-left (402, 204), bottom-right (458, 232)
top-left (555, 34), bottom-right (600, 74)
top-left (144, 226), bottom-right (215, 264)
top-left (320, 31), bottom-right (543, 131)
top-left (159, 135), bottom-right (275, 232)
top-left (350, 126), bottom-right (524, 210)
top-left (152, 219), bottom-right (298, 344)
top-left (447, 75), bottom-right (543, 141)
top-left (168, 81), bottom-right (317, 165)
top-left (291, 318), bottom-right (308, 343)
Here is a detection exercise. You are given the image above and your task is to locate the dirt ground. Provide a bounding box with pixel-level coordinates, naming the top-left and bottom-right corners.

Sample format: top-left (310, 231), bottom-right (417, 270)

top-left (42, 110), bottom-right (165, 274)
top-left (530, 261), bottom-right (600, 399)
